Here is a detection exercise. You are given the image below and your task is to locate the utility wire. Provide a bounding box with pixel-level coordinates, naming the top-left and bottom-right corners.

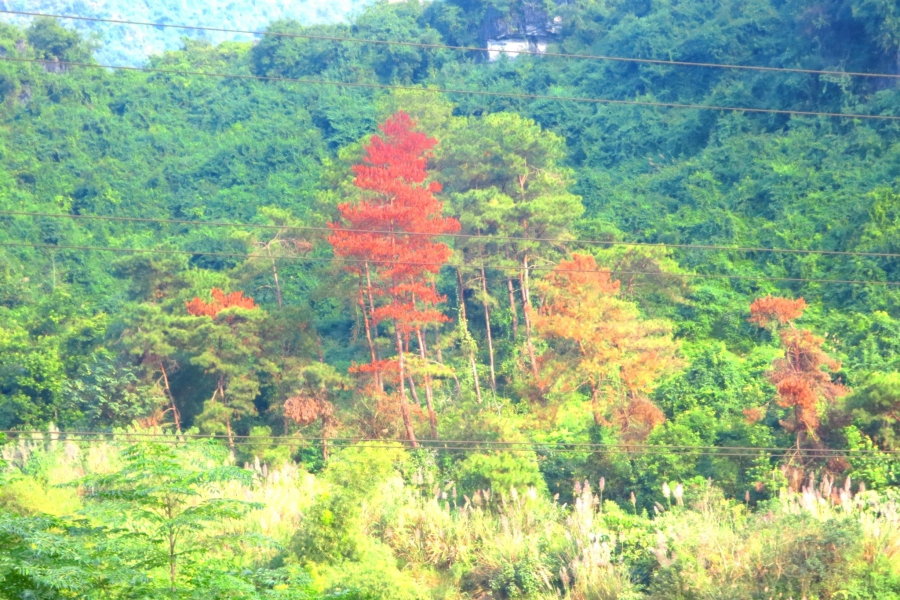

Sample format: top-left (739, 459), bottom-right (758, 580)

top-left (3, 432), bottom-right (885, 457)
top-left (0, 442), bottom-right (842, 458)
top-left (0, 430), bottom-right (822, 449)
top-left (5, 210), bottom-right (900, 260)
top-left (2, 240), bottom-right (897, 286)
top-left (4, 9), bottom-right (900, 80)
top-left (2, 56), bottom-right (900, 122)
top-left (5, 430), bottom-right (894, 455)
top-left (4, 441), bottom-right (884, 459)
top-left (0, 439), bottom-right (798, 457)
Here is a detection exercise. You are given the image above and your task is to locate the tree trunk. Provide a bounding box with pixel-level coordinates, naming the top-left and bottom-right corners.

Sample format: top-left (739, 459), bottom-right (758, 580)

top-left (267, 244), bottom-right (283, 309)
top-left (457, 267), bottom-right (467, 322)
top-left (590, 383), bottom-right (603, 426)
top-left (481, 266), bottom-right (497, 393)
top-left (395, 324), bottom-right (418, 447)
top-left (321, 417), bottom-right (330, 462)
top-left (169, 532), bottom-right (177, 592)
top-left (520, 258), bottom-right (539, 378)
top-left (366, 263), bottom-right (381, 360)
top-left (359, 296), bottom-right (382, 391)
top-left (214, 380), bottom-right (235, 449)
top-left (457, 271), bottom-right (481, 403)
top-left (361, 272), bottom-right (382, 391)
top-left (432, 326), bottom-right (443, 364)
top-left (159, 361), bottom-right (181, 433)
top-left (225, 418), bottom-right (235, 450)
top-left (432, 326), bottom-right (461, 396)
top-left (417, 328), bottom-right (438, 438)
top-left (507, 277), bottom-right (519, 339)
top-left (407, 372), bottom-right (421, 405)
top-left (470, 353), bottom-right (483, 404)
top-left (365, 263), bottom-right (378, 328)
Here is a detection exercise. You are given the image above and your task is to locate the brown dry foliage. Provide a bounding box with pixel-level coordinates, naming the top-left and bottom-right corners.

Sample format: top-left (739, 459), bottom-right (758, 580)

top-left (743, 406), bottom-right (765, 424)
top-left (186, 288), bottom-right (257, 319)
top-left (771, 328), bottom-right (846, 436)
top-left (749, 296), bottom-right (847, 440)
top-left (612, 396), bottom-right (667, 443)
top-left (532, 253), bottom-right (679, 440)
top-left (284, 395), bottom-right (333, 427)
top-left (749, 295), bottom-right (807, 328)
top-left (355, 387), bottom-right (424, 439)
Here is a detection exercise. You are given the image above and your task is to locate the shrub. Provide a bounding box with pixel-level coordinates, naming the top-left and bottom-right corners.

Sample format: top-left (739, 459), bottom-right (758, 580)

top-left (0, 475), bottom-right (81, 516)
top-left (292, 445), bottom-right (408, 562)
top-left (318, 538), bottom-right (426, 600)
top-left (455, 451), bottom-right (548, 498)
top-left (645, 482), bottom-right (900, 599)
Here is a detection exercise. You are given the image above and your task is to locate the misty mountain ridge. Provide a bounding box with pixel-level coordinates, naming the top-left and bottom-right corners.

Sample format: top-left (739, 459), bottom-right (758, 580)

top-left (0, 0), bottom-right (374, 65)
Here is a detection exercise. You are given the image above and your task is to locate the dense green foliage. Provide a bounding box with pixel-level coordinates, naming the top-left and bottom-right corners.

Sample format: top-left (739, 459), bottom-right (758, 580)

top-left (3, 0), bottom-right (900, 596)
top-left (4, 436), bottom-right (900, 598)
top-left (0, 0), bottom-right (374, 65)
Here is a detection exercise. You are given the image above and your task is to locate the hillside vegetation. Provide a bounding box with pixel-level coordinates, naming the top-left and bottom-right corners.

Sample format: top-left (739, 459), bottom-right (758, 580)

top-left (2, 0), bottom-right (900, 596)
top-left (0, 0), bottom-right (373, 64)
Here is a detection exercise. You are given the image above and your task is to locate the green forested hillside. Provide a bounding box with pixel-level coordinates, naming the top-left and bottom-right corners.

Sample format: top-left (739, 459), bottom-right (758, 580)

top-left (0, 0), bottom-right (373, 64)
top-left (3, 0), bottom-right (900, 597)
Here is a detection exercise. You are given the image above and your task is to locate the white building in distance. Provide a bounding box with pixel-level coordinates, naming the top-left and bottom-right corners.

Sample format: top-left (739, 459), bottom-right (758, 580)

top-left (486, 38), bottom-right (549, 61)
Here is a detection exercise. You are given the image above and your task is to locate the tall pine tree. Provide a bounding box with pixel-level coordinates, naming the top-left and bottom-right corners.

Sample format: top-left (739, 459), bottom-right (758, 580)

top-left (329, 112), bottom-right (459, 444)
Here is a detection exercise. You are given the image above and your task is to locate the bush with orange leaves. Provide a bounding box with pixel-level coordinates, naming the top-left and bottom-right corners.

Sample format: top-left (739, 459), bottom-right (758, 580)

top-left (185, 288), bottom-right (257, 319)
top-left (532, 253), bottom-right (680, 440)
top-left (749, 296), bottom-right (846, 441)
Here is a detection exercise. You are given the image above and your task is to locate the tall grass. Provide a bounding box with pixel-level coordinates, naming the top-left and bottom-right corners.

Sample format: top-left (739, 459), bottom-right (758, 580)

top-left (4, 433), bottom-right (900, 598)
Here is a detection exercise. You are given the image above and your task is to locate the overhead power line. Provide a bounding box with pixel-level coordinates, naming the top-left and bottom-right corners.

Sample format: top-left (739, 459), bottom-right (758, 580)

top-left (4, 9), bottom-right (900, 80)
top-left (0, 430), bottom-right (810, 449)
top-left (2, 56), bottom-right (900, 122)
top-left (4, 430), bottom-right (891, 457)
top-left (6, 430), bottom-right (895, 454)
top-left (5, 209), bottom-right (900, 260)
top-left (2, 240), bottom-right (898, 287)
top-left (0, 437), bottom-right (815, 457)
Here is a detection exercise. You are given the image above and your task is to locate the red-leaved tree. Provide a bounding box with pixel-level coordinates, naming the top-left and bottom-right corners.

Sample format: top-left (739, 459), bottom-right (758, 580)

top-left (329, 112), bottom-right (460, 445)
top-left (749, 296), bottom-right (846, 445)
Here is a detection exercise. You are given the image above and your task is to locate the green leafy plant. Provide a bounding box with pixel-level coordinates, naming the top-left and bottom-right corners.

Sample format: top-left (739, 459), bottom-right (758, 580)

top-left (74, 441), bottom-right (262, 595)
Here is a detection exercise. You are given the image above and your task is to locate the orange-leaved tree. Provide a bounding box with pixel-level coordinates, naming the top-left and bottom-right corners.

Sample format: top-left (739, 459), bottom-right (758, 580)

top-left (749, 295), bottom-right (846, 445)
top-left (748, 295), bottom-right (807, 329)
top-left (531, 253), bottom-right (680, 440)
top-left (329, 112), bottom-right (460, 445)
